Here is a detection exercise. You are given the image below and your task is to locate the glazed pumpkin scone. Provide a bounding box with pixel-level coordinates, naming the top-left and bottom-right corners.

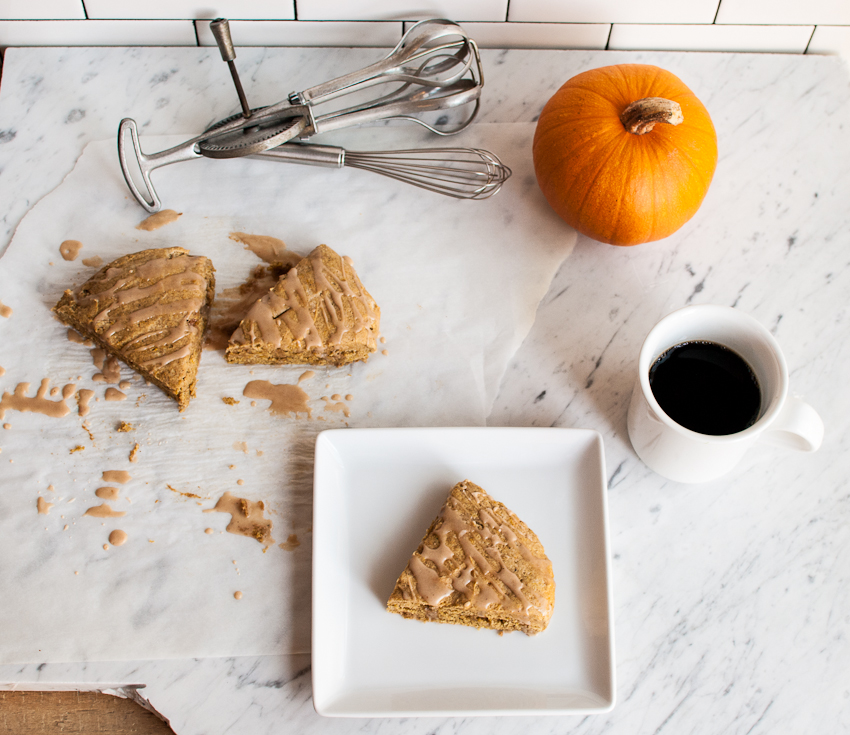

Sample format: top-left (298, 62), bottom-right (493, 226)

top-left (225, 244), bottom-right (380, 367)
top-left (53, 247), bottom-right (215, 410)
top-left (387, 480), bottom-right (555, 636)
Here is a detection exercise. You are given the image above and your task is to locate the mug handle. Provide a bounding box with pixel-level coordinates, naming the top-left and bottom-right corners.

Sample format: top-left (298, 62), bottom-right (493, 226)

top-left (762, 396), bottom-right (824, 452)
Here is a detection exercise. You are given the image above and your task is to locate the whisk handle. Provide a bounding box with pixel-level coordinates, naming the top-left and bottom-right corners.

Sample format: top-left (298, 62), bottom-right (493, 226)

top-left (252, 143), bottom-right (345, 168)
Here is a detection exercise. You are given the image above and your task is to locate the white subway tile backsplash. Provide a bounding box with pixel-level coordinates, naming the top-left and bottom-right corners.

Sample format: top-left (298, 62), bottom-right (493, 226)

top-left (0, 20), bottom-right (197, 47)
top-left (196, 20), bottom-right (402, 46)
top-left (715, 0), bottom-right (850, 26)
top-left (807, 25), bottom-right (850, 59)
top-left (296, 0), bottom-right (508, 22)
top-left (84, 1), bottom-right (295, 20)
top-left (509, 0), bottom-right (719, 25)
top-left (608, 23), bottom-right (814, 53)
top-left (0, 0), bottom-right (841, 56)
top-left (458, 22), bottom-right (610, 49)
top-left (0, 0), bottom-right (84, 20)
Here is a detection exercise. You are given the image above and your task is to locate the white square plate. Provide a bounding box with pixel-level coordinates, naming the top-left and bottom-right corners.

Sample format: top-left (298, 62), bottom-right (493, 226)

top-left (312, 427), bottom-right (615, 717)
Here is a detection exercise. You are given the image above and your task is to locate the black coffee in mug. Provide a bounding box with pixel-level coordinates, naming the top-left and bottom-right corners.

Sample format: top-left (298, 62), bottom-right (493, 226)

top-left (649, 341), bottom-right (761, 436)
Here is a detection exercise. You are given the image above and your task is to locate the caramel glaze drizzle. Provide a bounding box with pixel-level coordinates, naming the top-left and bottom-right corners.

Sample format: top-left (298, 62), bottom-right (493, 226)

top-left (407, 490), bottom-right (552, 626)
top-left (232, 248), bottom-right (377, 351)
top-left (0, 379), bottom-right (76, 421)
top-left (75, 254), bottom-right (207, 369)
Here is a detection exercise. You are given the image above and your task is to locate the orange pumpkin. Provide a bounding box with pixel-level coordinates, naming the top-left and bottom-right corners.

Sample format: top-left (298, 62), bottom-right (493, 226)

top-left (532, 64), bottom-right (718, 246)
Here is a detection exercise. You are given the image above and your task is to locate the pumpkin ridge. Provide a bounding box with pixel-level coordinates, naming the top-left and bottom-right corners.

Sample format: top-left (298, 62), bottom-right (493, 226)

top-left (565, 83), bottom-right (627, 110)
top-left (647, 143), bottom-right (663, 241)
top-left (660, 122), bottom-right (717, 186)
top-left (642, 65), bottom-right (689, 102)
top-left (677, 149), bottom-right (716, 197)
top-left (535, 118), bottom-right (622, 182)
top-left (572, 134), bottom-right (631, 239)
top-left (615, 139), bottom-right (655, 244)
top-left (675, 123), bottom-right (718, 154)
top-left (605, 169), bottom-right (630, 244)
top-left (616, 63), bottom-right (657, 107)
top-left (549, 119), bottom-right (623, 161)
top-left (645, 64), bottom-right (667, 98)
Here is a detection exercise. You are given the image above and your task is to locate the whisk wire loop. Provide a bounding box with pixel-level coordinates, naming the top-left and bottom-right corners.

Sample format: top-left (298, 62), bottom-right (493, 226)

top-left (254, 144), bottom-right (512, 200)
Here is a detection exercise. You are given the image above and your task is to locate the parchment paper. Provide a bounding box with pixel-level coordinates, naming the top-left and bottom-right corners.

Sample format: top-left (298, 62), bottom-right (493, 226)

top-left (0, 123), bottom-right (576, 663)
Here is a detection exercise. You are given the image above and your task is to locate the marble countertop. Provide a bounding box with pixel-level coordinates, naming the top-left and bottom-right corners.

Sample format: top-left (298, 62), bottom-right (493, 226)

top-left (1, 44), bottom-right (849, 734)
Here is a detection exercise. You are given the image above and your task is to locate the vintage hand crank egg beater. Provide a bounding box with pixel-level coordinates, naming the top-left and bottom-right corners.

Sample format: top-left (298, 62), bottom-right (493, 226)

top-left (118, 18), bottom-right (511, 212)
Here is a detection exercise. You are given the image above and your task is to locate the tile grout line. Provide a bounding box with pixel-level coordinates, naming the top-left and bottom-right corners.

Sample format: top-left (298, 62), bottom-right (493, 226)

top-left (803, 25), bottom-right (817, 54)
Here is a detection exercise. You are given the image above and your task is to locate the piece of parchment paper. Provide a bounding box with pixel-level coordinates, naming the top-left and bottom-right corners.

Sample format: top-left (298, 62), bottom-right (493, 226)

top-left (0, 123), bottom-right (576, 663)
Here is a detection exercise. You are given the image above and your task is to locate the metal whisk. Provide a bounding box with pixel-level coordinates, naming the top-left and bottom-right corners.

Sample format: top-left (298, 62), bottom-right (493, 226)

top-left (254, 143), bottom-right (510, 200)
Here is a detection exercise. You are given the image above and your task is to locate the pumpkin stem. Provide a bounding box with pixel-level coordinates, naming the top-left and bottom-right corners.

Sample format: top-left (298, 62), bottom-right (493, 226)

top-left (620, 97), bottom-right (684, 135)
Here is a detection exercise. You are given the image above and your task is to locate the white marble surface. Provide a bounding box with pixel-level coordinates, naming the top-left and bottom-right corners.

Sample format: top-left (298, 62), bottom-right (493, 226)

top-left (1, 44), bottom-right (849, 734)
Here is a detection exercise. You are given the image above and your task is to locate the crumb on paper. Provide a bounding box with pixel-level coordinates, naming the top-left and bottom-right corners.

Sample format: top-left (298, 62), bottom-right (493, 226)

top-left (117, 421), bottom-right (134, 432)
top-left (129, 443), bottom-right (140, 463)
top-left (70, 445), bottom-right (85, 454)
top-left (222, 397), bottom-right (239, 405)
top-left (167, 483), bottom-right (202, 500)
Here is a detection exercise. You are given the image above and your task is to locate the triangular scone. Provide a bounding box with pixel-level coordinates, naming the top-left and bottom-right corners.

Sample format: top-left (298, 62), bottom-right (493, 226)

top-left (387, 480), bottom-right (555, 636)
top-left (225, 244), bottom-right (380, 367)
top-left (53, 247), bottom-right (215, 411)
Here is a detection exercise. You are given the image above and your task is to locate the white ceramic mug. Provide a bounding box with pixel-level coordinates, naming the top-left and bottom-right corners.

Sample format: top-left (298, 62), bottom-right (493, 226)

top-left (627, 305), bottom-right (824, 483)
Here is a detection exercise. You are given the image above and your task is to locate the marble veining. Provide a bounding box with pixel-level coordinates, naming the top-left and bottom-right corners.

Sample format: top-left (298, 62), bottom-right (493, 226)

top-left (1, 45), bottom-right (849, 734)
